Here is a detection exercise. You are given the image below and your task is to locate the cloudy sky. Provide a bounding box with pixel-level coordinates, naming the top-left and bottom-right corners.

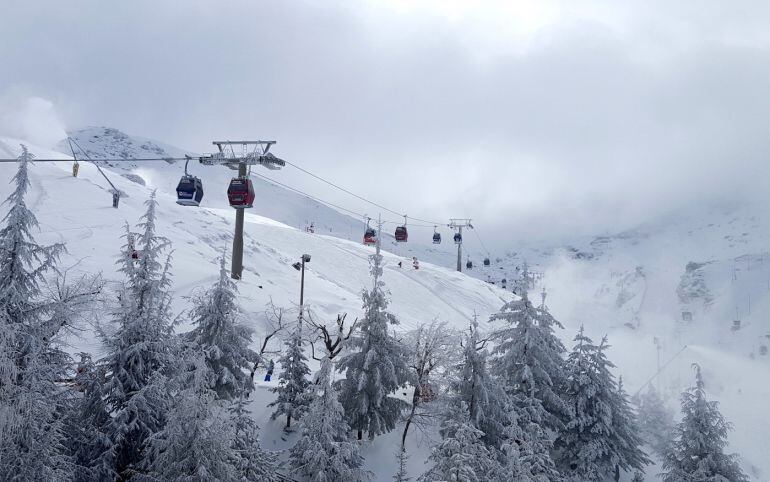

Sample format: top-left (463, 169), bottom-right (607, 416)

top-left (2, 0), bottom-right (770, 247)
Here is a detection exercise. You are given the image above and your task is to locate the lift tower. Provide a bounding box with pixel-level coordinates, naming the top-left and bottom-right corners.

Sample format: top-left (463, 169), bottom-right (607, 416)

top-left (448, 218), bottom-right (473, 273)
top-left (201, 141), bottom-right (285, 279)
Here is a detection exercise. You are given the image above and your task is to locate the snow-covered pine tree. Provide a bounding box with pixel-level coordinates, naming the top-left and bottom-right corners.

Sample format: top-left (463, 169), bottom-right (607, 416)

top-left (610, 377), bottom-right (650, 480)
top-left (393, 448), bottom-right (411, 482)
top-left (187, 254), bottom-right (257, 399)
top-left (229, 392), bottom-right (279, 482)
top-left (71, 354), bottom-right (113, 482)
top-left (0, 146), bottom-right (73, 481)
top-left (97, 193), bottom-right (177, 478)
top-left (512, 390), bottom-right (563, 481)
top-left (336, 244), bottom-right (409, 440)
top-left (290, 356), bottom-right (370, 482)
top-left (634, 384), bottom-right (674, 458)
top-left (454, 318), bottom-right (509, 450)
top-left (555, 327), bottom-right (649, 481)
top-left (269, 321), bottom-right (312, 430)
top-left (489, 265), bottom-right (569, 432)
top-left (660, 364), bottom-right (748, 482)
top-left (419, 401), bottom-right (504, 482)
top-left (143, 349), bottom-right (238, 481)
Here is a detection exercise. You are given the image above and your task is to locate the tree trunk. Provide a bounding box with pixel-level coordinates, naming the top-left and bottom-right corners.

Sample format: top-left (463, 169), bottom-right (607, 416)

top-left (357, 429), bottom-right (363, 440)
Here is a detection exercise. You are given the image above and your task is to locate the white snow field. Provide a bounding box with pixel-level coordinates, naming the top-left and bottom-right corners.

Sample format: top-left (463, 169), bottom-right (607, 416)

top-left (1, 130), bottom-right (768, 480)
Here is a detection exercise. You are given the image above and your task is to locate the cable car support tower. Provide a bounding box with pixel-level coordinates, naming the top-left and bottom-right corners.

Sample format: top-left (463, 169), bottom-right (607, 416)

top-left (201, 141), bottom-right (285, 279)
top-left (448, 218), bottom-right (473, 273)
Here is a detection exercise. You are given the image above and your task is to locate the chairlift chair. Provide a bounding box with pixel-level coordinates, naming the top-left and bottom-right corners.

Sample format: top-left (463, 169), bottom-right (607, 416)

top-left (227, 177), bottom-right (255, 208)
top-left (176, 175), bottom-right (204, 206)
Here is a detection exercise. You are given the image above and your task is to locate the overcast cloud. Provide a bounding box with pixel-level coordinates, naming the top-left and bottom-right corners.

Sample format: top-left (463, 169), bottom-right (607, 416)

top-left (2, 0), bottom-right (770, 247)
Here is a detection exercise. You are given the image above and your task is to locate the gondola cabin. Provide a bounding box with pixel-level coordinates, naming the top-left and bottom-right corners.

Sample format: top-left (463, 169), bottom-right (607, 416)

top-left (483, 258), bottom-right (490, 267)
top-left (363, 228), bottom-right (377, 245)
top-left (453, 233), bottom-right (462, 244)
top-left (466, 260), bottom-right (473, 269)
top-left (432, 232), bottom-right (441, 244)
top-left (176, 175), bottom-right (204, 206)
top-left (395, 226), bottom-right (408, 242)
top-left (227, 177), bottom-right (255, 208)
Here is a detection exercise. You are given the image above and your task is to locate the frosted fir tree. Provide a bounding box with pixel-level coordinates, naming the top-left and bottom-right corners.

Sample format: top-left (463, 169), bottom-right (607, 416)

top-left (512, 390), bottom-right (563, 482)
top-left (554, 327), bottom-right (649, 481)
top-left (289, 356), bottom-right (370, 482)
top-left (661, 364), bottom-right (748, 482)
top-left (453, 318), bottom-right (509, 450)
top-left (610, 377), bottom-right (650, 481)
top-left (393, 448), bottom-right (411, 482)
top-left (144, 350), bottom-right (238, 481)
top-left (269, 322), bottom-right (312, 430)
top-left (336, 243), bottom-right (409, 440)
top-left (187, 254), bottom-right (258, 399)
top-left (419, 402), bottom-right (504, 482)
top-left (97, 193), bottom-right (177, 478)
top-left (489, 270), bottom-right (569, 432)
top-left (0, 147), bottom-right (72, 481)
top-left (229, 393), bottom-right (280, 482)
top-left (71, 354), bottom-right (114, 482)
top-left (633, 385), bottom-right (674, 458)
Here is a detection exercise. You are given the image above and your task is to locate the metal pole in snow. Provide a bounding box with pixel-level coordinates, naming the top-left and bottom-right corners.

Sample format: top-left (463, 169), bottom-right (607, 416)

top-left (231, 162), bottom-right (247, 279)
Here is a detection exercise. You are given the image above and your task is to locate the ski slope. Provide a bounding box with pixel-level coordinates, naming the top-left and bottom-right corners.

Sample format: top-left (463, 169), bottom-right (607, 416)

top-left (2, 131), bottom-right (768, 480)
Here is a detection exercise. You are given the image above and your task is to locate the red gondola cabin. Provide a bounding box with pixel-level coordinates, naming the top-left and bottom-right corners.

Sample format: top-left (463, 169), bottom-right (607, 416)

top-left (364, 227), bottom-right (377, 245)
top-left (227, 177), bottom-right (255, 208)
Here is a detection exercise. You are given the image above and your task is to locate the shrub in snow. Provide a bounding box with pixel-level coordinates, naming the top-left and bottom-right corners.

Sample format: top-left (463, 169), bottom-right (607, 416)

top-left (660, 364), bottom-right (748, 482)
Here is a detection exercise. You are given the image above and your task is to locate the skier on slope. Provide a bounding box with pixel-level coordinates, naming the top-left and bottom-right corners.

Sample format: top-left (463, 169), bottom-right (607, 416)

top-left (412, 257), bottom-right (420, 270)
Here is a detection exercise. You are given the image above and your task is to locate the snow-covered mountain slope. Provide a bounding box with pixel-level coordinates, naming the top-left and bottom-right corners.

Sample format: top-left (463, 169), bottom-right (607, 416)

top-left (0, 137), bottom-right (516, 480)
top-left (4, 130), bottom-right (767, 479)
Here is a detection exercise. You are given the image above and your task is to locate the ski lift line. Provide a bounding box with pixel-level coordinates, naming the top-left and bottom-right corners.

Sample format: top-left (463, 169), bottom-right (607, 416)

top-left (633, 344), bottom-right (689, 398)
top-left (283, 159), bottom-right (445, 226)
top-left (0, 157), bottom-right (190, 163)
top-left (67, 137), bottom-right (122, 195)
top-left (472, 226), bottom-right (491, 256)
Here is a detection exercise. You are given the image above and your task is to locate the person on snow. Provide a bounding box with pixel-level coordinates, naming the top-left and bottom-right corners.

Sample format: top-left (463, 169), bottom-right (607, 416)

top-left (264, 359), bottom-right (275, 382)
top-left (398, 261), bottom-right (403, 268)
top-left (412, 257), bottom-right (420, 270)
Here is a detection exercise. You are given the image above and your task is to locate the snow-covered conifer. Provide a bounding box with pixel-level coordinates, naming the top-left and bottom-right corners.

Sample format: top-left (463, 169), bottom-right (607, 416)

top-left (336, 247), bottom-right (409, 439)
top-left (555, 327), bottom-right (649, 481)
top-left (98, 193), bottom-right (177, 477)
top-left (269, 321), bottom-right (312, 430)
top-left (290, 357), bottom-right (370, 482)
top-left (454, 318), bottom-right (509, 450)
top-left (71, 354), bottom-right (113, 482)
top-left (419, 402), bottom-right (504, 482)
top-left (144, 350), bottom-right (238, 481)
top-left (513, 391), bottom-right (563, 481)
top-left (489, 266), bottom-right (569, 431)
top-left (0, 147), bottom-right (72, 481)
top-left (634, 385), bottom-right (674, 458)
top-left (229, 393), bottom-right (279, 482)
top-left (393, 448), bottom-right (411, 482)
top-left (187, 254), bottom-right (257, 399)
top-left (661, 364), bottom-right (748, 482)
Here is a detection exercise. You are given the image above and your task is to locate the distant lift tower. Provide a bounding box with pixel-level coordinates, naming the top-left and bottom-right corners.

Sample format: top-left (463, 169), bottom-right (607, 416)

top-left (448, 218), bottom-right (473, 273)
top-left (200, 141), bottom-right (285, 279)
